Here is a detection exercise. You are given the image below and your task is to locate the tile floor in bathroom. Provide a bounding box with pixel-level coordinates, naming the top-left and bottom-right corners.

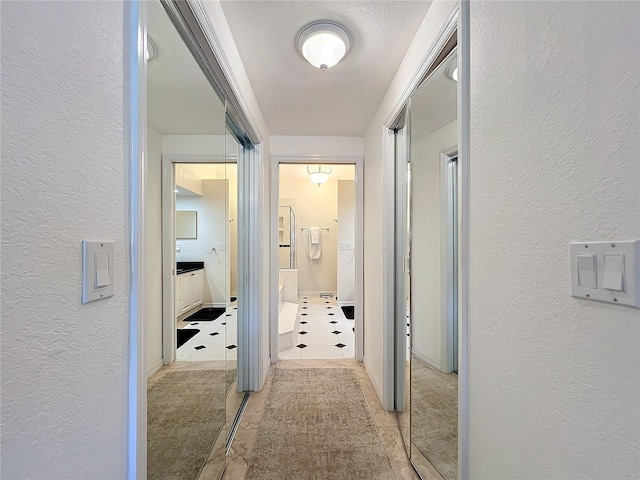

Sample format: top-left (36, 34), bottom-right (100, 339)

top-left (279, 295), bottom-right (355, 360)
top-left (176, 306), bottom-right (237, 362)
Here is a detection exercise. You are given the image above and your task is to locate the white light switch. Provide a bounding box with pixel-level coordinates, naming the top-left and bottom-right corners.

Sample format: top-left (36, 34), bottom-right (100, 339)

top-left (82, 240), bottom-right (115, 304)
top-left (570, 241), bottom-right (639, 309)
top-left (95, 253), bottom-right (111, 288)
top-left (577, 253), bottom-right (597, 288)
top-left (603, 254), bottom-right (625, 292)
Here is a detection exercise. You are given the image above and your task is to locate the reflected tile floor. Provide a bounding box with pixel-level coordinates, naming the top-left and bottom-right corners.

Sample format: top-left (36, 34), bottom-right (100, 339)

top-left (177, 306), bottom-right (237, 361)
top-left (279, 295), bottom-right (355, 360)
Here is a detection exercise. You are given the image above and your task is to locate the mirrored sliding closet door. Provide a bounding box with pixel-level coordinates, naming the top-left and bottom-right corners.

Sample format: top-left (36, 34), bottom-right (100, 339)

top-left (146, 1), bottom-right (249, 479)
top-left (395, 39), bottom-right (460, 480)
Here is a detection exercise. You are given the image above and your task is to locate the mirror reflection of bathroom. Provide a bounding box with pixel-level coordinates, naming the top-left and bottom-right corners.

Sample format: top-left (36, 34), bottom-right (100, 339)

top-left (277, 163), bottom-right (357, 360)
top-left (144, 1), bottom-right (240, 478)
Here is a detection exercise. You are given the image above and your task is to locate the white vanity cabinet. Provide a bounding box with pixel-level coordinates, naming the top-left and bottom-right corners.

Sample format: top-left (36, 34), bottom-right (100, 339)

top-left (176, 269), bottom-right (204, 318)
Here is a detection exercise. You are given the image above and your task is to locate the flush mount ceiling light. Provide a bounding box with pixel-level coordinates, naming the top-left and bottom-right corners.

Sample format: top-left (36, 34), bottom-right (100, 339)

top-left (297, 22), bottom-right (350, 71)
top-left (307, 165), bottom-right (332, 186)
top-left (447, 61), bottom-right (458, 82)
top-left (146, 37), bottom-right (157, 62)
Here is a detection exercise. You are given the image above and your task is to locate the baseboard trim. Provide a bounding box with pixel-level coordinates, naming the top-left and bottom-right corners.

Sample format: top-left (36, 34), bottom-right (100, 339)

top-left (363, 357), bottom-right (384, 406)
top-left (412, 348), bottom-right (441, 371)
top-left (146, 358), bottom-right (163, 379)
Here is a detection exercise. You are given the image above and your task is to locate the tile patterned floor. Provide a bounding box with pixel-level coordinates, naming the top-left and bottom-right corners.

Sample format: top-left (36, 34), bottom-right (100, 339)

top-left (279, 295), bottom-right (355, 360)
top-left (177, 306), bottom-right (237, 362)
top-left (222, 359), bottom-right (421, 480)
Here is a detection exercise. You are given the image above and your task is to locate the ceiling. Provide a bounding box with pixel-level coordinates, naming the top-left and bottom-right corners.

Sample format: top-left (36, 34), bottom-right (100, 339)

top-left (147, 1), bottom-right (226, 135)
top-left (220, 0), bottom-right (433, 136)
top-left (411, 51), bottom-right (457, 141)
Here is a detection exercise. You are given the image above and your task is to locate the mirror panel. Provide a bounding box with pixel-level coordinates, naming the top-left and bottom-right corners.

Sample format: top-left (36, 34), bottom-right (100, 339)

top-left (146, 1), bottom-right (228, 478)
top-left (406, 46), bottom-right (459, 480)
top-left (176, 210), bottom-right (197, 239)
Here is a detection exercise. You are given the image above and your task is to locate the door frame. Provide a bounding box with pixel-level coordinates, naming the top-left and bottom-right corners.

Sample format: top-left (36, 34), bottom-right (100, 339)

top-left (381, 2), bottom-right (470, 478)
top-left (270, 155), bottom-right (365, 362)
top-left (161, 153), bottom-right (236, 366)
top-left (439, 149), bottom-right (459, 374)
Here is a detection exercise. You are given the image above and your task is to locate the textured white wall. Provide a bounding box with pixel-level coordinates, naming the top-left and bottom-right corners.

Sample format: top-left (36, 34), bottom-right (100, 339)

top-left (363, 0), bottom-right (458, 401)
top-left (468, 2), bottom-right (640, 477)
top-left (411, 120), bottom-right (457, 369)
top-left (145, 125), bottom-right (163, 377)
top-left (1, 2), bottom-right (128, 478)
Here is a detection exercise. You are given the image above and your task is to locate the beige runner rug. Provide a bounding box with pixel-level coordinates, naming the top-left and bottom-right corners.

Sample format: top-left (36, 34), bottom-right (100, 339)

top-left (245, 368), bottom-right (394, 480)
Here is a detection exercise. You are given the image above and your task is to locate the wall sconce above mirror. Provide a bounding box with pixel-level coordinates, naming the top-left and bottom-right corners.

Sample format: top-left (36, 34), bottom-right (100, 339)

top-left (176, 210), bottom-right (197, 239)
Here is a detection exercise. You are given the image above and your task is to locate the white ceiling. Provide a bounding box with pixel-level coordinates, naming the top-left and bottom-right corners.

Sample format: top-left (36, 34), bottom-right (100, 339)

top-left (411, 51), bottom-right (457, 141)
top-left (220, 0), bottom-right (433, 136)
top-left (147, 1), bottom-right (226, 135)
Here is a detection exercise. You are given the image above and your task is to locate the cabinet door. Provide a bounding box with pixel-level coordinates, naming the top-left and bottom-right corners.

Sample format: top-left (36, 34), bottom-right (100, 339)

top-left (180, 273), bottom-right (193, 313)
top-left (175, 276), bottom-right (182, 318)
top-left (191, 270), bottom-right (204, 307)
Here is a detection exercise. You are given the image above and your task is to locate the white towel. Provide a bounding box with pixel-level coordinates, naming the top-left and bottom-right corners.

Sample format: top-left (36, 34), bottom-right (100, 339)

top-left (309, 228), bottom-right (321, 260)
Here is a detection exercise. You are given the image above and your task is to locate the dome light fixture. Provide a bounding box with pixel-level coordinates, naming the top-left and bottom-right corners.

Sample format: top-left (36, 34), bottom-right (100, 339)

top-left (447, 61), bottom-right (458, 82)
top-left (307, 165), bottom-right (332, 186)
top-left (146, 37), bottom-right (157, 62)
top-left (297, 22), bottom-right (350, 71)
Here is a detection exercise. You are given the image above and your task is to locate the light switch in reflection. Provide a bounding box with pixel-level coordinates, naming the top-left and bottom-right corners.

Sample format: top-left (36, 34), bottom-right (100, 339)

top-left (603, 254), bottom-right (625, 292)
top-left (577, 253), bottom-right (597, 289)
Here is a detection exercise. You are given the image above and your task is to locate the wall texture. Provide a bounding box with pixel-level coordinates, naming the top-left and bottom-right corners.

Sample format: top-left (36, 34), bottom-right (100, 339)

top-left (1, 2), bottom-right (129, 478)
top-left (468, 2), bottom-right (640, 477)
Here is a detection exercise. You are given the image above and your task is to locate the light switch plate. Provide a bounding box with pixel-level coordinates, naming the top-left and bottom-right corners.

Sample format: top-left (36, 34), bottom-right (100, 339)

top-left (570, 240), bottom-right (639, 308)
top-left (82, 240), bottom-right (115, 304)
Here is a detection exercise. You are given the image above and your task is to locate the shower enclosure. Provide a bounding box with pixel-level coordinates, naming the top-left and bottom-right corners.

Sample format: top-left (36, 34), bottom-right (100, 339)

top-left (278, 205), bottom-right (296, 269)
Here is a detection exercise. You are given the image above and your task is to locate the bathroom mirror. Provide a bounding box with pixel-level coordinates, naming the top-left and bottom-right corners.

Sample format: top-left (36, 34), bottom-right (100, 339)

top-left (176, 210), bottom-right (197, 239)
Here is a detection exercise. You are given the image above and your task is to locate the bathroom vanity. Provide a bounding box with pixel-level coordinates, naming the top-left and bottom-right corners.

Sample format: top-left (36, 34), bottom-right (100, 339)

top-left (175, 261), bottom-right (204, 318)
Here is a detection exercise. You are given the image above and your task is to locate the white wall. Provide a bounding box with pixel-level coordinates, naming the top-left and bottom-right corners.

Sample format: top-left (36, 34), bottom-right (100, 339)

top-left (411, 120), bottom-right (457, 369)
top-left (271, 135), bottom-right (364, 158)
top-left (177, 179), bottom-right (230, 306)
top-left (337, 180), bottom-right (356, 305)
top-left (278, 165), bottom-right (355, 294)
top-left (468, 1), bottom-right (640, 478)
top-left (1, 2), bottom-right (128, 478)
top-left (145, 125), bottom-right (164, 377)
top-left (363, 0), bottom-right (458, 402)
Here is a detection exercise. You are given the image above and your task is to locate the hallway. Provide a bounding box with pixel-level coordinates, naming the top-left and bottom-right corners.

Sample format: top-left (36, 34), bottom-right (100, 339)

top-left (223, 360), bottom-right (420, 480)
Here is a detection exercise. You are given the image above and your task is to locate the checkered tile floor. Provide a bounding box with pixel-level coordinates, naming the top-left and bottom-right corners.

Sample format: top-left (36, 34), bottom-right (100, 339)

top-left (279, 295), bottom-right (355, 360)
top-left (177, 306), bottom-right (237, 361)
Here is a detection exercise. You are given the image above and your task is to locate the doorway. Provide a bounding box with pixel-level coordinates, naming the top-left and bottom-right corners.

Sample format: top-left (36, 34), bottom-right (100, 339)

top-left (271, 157), bottom-right (364, 362)
top-left (276, 164), bottom-right (356, 360)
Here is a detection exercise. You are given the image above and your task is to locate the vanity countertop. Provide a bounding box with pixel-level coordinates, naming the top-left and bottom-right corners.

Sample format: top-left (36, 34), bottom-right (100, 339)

top-left (176, 261), bottom-right (204, 275)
